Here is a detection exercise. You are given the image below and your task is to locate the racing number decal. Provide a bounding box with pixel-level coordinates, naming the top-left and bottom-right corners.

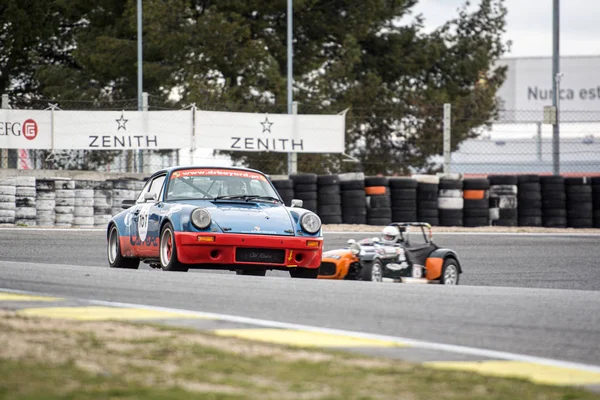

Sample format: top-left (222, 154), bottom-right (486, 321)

top-left (138, 204), bottom-right (152, 242)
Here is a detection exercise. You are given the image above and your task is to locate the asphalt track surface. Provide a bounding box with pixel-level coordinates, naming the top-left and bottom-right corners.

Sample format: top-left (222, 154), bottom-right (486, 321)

top-left (0, 229), bottom-right (599, 367)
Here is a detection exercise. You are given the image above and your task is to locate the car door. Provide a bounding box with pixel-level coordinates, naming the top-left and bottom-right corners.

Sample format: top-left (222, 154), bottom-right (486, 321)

top-left (134, 174), bottom-right (166, 258)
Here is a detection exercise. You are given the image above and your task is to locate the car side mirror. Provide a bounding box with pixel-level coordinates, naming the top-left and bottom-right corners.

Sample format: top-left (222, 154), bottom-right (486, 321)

top-left (291, 199), bottom-right (303, 208)
top-left (121, 199), bottom-right (136, 209)
top-left (143, 192), bottom-right (157, 201)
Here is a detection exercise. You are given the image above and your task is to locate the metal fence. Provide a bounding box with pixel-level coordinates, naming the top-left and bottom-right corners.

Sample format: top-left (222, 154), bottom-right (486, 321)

top-left (2, 96), bottom-right (599, 176)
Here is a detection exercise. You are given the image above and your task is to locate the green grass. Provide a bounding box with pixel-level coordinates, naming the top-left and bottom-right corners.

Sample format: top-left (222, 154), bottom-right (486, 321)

top-left (0, 313), bottom-right (597, 400)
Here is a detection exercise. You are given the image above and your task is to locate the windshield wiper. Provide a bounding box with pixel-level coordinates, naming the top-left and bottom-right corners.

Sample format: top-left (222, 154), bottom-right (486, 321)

top-left (212, 195), bottom-right (281, 203)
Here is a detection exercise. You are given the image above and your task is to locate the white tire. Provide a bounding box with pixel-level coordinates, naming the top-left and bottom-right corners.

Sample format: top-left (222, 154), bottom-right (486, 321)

top-left (411, 174), bottom-right (440, 184)
top-left (489, 185), bottom-right (518, 197)
top-left (15, 187), bottom-right (36, 197)
top-left (94, 215), bottom-right (112, 225)
top-left (74, 197), bottom-right (94, 207)
top-left (55, 189), bottom-right (74, 199)
top-left (94, 206), bottom-right (112, 215)
top-left (0, 185), bottom-right (17, 196)
top-left (74, 189), bottom-right (94, 198)
top-left (0, 202), bottom-right (16, 210)
top-left (0, 178), bottom-right (16, 186)
top-left (36, 210), bottom-right (55, 218)
top-left (15, 177), bottom-right (35, 187)
top-left (498, 196), bottom-right (517, 209)
top-left (489, 207), bottom-right (500, 220)
top-left (15, 207), bottom-right (36, 219)
top-left (35, 180), bottom-right (56, 191)
top-left (36, 219), bottom-right (55, 227)
top-left (36, 199), bottom-right (56, 211)
top-left (15, 219), bottom-right (36, 227)
top-left (0, 195), bottom-right (15, 203)
top-left (438, 189), bottom-right (463, 198)
top-left (437, 197), bottom-right (464, 210)
top-left (73, 216), bottom-right (95, 227)
top-left (15, 197), bottom-right (35, 208)
top-left (55, 197), bottom-right (75, 207)
top-left (55, 206), bottom-right (75, 214)
top-left (53, 179), bottom-right (75, 190)
top-left (36, 191), bottom-right (56, 200)
top-left (74, 206), bottom-right (94, 217)
top-left (55, 214), bottom-right (74, 224)
top-left (0, 209), bottom-right (16, 218)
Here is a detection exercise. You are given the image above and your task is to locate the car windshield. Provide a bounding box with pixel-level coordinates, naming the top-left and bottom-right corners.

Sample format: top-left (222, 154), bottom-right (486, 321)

top-left (166, 168), bottom-right (281, 202)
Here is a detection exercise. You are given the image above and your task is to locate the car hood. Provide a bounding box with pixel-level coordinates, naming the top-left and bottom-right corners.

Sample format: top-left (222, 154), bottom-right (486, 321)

top-left (206, 201), bottom-right (295, 235)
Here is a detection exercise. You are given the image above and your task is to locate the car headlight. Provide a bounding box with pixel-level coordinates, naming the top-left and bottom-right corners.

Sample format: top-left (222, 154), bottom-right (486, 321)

top-left (349, 242), bottom-right (361, 255)
top-left (190, 208), bottom-right (211, 229)
top-left (300, 212), bottom-right (321, 234)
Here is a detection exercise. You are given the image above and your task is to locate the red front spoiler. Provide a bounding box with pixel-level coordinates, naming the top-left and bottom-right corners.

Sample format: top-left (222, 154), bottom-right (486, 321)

top-left (174, 232), bottom-right (323, 269)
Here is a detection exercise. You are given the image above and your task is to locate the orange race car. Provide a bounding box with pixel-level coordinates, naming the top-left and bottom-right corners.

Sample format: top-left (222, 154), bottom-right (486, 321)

top-left (318, 222), bottom-right (462, 284)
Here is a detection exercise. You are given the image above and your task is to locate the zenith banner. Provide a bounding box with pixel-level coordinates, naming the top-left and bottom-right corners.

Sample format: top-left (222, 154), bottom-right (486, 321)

top-left (53, 110), bottom-right (193, 150)
top-left (195, 110), bottom-right (346, 153)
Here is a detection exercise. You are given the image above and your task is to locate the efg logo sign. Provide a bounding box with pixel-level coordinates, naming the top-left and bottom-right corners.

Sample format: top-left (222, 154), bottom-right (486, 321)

top-left (0, 119), bottom-right (38, 140)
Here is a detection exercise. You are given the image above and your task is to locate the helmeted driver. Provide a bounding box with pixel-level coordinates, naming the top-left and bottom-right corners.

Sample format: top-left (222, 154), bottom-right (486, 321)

top-left (381, 225), bottom-right (401, 245)
top-left (225, 178), bottom-right (246, 195)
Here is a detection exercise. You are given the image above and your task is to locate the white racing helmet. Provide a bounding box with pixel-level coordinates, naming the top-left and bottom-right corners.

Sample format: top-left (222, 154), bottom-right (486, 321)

top-left (381, 225), bottom-right (400, 245)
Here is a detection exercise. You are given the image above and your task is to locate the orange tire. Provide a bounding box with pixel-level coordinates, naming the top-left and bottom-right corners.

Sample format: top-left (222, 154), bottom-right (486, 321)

top-left (463, 190), bottom-right (486, 200)
top-left (365, 186), bottom-right (387, 196)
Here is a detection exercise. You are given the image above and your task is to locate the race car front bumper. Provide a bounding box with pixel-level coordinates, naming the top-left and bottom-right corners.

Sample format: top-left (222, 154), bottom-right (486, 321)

top-left (175, 232), bottom-right (322, 268)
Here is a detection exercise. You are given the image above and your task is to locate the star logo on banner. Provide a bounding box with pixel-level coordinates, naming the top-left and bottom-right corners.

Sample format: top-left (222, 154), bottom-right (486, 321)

top-left (116, 111), bottom-right (128, 131)
top-left (260, 115), bottom-right (273, 134)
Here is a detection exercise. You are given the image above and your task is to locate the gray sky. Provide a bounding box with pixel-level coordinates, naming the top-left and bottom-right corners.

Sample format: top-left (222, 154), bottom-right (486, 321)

top-left (411, 0), bottom-right (600, 58)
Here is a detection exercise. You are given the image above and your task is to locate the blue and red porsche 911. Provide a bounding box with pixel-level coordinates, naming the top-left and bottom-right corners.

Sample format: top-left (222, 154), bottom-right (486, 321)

top-left (106, 166), bottom-right (323, 278)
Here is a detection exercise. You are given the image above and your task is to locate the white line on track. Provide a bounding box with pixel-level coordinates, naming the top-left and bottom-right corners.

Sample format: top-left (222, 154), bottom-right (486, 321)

top-left (2, 287), bottom-right (600, 374)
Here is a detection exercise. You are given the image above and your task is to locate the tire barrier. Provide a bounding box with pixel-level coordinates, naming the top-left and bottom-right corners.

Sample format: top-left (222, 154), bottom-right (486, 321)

top-left (93, 180), bottom-right (114, 228)
top-left (15, 176), bottom-right (37, 227)
top-left (438, 177), bottom-right (464, 227)
top-left (271, 179), bottom-right (294, 206)
top-left (0, 177), bottom-right (16, 225)
top-left (462, 178), bottom-right (490, 227)
top-left (488, 175), bottom-right (518, 227)
top-left (73, 180), bottom-right (95, 228)
top-left (54, 178), bottom-right (75, 227)
top-left (517, 175), bottom-right (542, 227)
top-left (364, 176), bottom-right (391, 226)
top-left (0, 173), bottom-right (598, 229)
top-left (540, 175), bottom-right (566, 227)
top-left (317, 175), bottom-right (342, 224)
top-left (565, 177), bottom-right (593, 228)
top-left (414, 175), bottom-right (439, 226)
top-left (389, 178), bottom-right (418, 223)
top-left (592, 177), bottom-right (600, 228)
top-left (340, 179), bottom-right (367, 225)
top-left (35, 179), bottom-right (56, 227)
top-left (289, 174), bottom-right (317, 213)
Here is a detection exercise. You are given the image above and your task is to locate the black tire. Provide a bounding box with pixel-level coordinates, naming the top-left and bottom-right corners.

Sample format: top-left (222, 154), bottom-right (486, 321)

top-left (107, 224), bottom-right (140, 269)
top-left (368, 195), bottom-right (391, 208)
top-left (463, 178), bottom-right (490, 190)
top-left (390, 189), bottom-right (417, 200)
top-left (294, 191), bottom-right (317, 201)
top-left (340, 180), bottom-right (365, 190)
top-left (317, 185), bottom-right (340, 196)
top-left (271, 179), bottom-right (294, 190)
top-left (290, 173), bottom-right (317, 184)
top-left (365, 176), bottom-right (388, 187)
top-left (439, 258), bottom-right (460, 285)
top-left (294, 183), bottom-right (317, 192)
top-left (540, 176), bottom-right (564, 184)
top-left (388, 178), bottom-right (418, 189)
top-left (317, 175), bottom-right (339, 185)
top-left (159, 222), bottom-right (189, 272)
top-left (289, 267), bottom-right (319, 279)
top-left (517, 174), bottom-right (540, 183)
top-left (318, 204), bottom-right (342, 215)
top-left (320, 215), bottom-right (343, 224)
top-left (439, 180), bottom-right (463, 190)
top-left (488, 175), bottom-right (518, 185)
top-left (343, 214), bottom-right (367, 224)
top-left (359, 260), bottom-right (383, 282)
top-left (236, 268), bottom-right (267, 276)
top-left (463, 199), bottom-right (489, 209)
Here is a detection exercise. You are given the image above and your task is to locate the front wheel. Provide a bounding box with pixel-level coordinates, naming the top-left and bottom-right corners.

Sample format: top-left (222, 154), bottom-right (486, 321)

top-left (359, 260), bottom-right (383, 282)
top-left (107, 224), bottom-right (139, 269)
top-left (159, 223), bottom-right (189, 272)
top-left (440, 258), bottom-right (460, 285)
top-left (289, 267), bottom-right (319, 279)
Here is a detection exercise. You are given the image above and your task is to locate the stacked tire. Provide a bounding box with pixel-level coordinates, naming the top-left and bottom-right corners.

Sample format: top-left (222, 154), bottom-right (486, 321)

top-left (488, 175), bottom-right (518, 227)
top-left (35, 179), bottom-right (56, 227)
top-left (317, 175), bottom-right (342, 224)
top-left (0, 177), bottom-right (16, 225)
top-left (438, 177), bottom-right (464, 226)
top-left (111, 179), bottom-right (138, 216)
top-left (364, 176), bottom-right (391, 226)
top-left (541, 175), bottom-right (566, 228)
top-left (414, 175), bottom-right (439, 226)
top-left (54, 178), bottom-right (75, 227)
top-left (565, 177), bottom-right (593, 228)
top-left (271, 179), bottom-right (294, 206)
top-left (517, 175), bottom-right (542, 226)
top-left (73, 180), bottom-right (95, 228)
top-left (93, 180), bottom-right (114, 227)
top-left (15, 177), bottom-right (36, 227)
top-left (340, 179), bottom-right (367, 225)
top-left (389, 178), bottom-right (418, 223)
top-left (462, 178), bottom-right (490, 227)
top-left (289, 174), bottom-right (318, 213)
top-left (592, 177), bottom-right (600, 228)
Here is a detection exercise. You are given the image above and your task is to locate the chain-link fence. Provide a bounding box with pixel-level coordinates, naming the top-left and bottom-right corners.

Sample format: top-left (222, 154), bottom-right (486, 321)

top-left (451, 110), bottom-right (600, 175)
top-left (2, 96), bottom-right (599, 176)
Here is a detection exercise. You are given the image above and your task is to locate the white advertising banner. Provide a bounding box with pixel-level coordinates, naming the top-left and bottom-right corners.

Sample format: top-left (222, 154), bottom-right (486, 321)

top-left (195, 110), bottom-right (346, 153)
top-left (496, 56), bottom-right (600, 122)
top-left (0, 110), bottom-right (52, 149)
top-left (53, 110), bottom-right (193, 150)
